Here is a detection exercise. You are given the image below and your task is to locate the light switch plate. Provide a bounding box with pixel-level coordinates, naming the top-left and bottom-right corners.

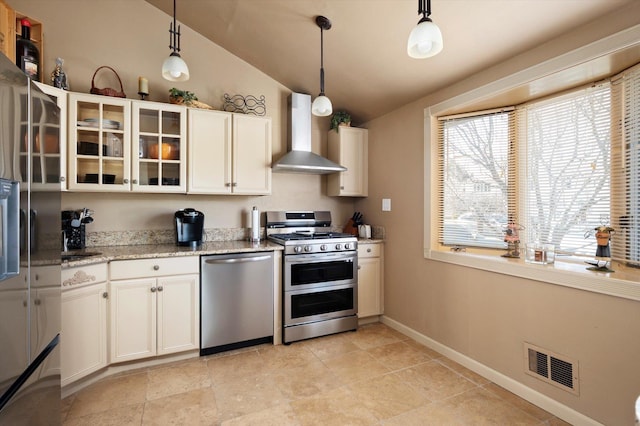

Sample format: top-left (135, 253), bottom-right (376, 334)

top-left (382, 198), bottom-right (391, 211)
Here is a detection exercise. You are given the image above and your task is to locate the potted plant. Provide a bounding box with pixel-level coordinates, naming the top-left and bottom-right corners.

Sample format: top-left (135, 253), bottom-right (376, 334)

top-left (330, 111), bottom-right (351, 132)
top-left (168, 88), bottom-right (213, 109)
top-left (594, 225), bottom-right (614, 246)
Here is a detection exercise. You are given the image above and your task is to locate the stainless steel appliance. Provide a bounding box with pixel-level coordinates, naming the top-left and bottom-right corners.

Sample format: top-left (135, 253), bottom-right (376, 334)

top-left (175, 208), bottom-right (204, 247)
top-left (266, 211), bottom-right (358, 344)
top-left (200, 252), bottom-right (274, 355)
top-left (0, 53), bottom-right (61, 422)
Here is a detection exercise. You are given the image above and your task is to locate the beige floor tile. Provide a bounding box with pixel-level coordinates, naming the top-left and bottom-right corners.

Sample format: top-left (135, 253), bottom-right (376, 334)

top-left (383, 403), bottom-right (465, 426)
top-left (65, 372), bottom-right (148, 419)
top-left (221, 402), bottom-right (299, 426)
top-left (60, 394), bottom-right (74, 423)
top-left (290, 386), bottom-right (379, 426)
top-left (271, 358), bottom-right (344, 399)
top-left (146, 358), bottom-right (211, 400)
top-left (142, 387), bottom-right (218, 425)
top-left (349, 323), bottom-right (403, 350)
top-left (484, 382), bottom-right (555, 422)
top-left (394, 360), bottom-right (476, 402)
top-left (436, 357), bottom-right (491, 386)
top-left (323, 350), bottom-right (390, 384)
top-left (349, 373), bottom-right (431, 420)
top-left (367, 341), bottom-right (432, 371)
top-left (403, 339), bottom-right (443, 359)
top-left (437, 386), bottom-right (541, 425)
top-left (300, 332), bottom-right (361, 360)
top-left (547, 416), bottom-right (573, 425)
top-left (63, 403), bottom-right (144, 426)
top-left (206, 350), bottom-right (268, 385)
top-left (258, 342), bottom-right (319, 371)
top-left (213, 372), bottom-right (289, 422)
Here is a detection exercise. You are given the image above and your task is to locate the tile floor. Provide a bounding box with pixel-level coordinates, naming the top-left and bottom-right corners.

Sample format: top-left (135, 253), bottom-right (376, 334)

top-left (61, 323), bottom-right (571, 425)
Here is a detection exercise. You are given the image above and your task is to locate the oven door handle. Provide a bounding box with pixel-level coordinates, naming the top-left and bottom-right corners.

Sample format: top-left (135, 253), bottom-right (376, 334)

top-left (204, 255), bottom-right (272, 264)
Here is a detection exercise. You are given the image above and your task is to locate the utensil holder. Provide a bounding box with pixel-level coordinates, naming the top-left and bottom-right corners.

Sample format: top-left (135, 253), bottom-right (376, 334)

top-left (64, 224), bottom-right (85, 250)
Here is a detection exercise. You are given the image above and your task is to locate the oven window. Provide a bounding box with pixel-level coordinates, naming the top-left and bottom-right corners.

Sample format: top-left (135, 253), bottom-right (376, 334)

top-left (291, 260), bottom-right (353, 286)
top-left (290, 287), bottom-right (354, 319)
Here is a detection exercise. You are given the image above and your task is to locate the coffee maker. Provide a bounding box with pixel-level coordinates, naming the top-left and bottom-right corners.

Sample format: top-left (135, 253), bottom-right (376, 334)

top-left (174, 208), bottom-right (204, 247)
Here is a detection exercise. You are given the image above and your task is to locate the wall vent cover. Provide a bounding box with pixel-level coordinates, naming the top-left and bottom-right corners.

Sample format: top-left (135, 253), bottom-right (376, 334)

top-left (524, 342), bottom-right (579, 395)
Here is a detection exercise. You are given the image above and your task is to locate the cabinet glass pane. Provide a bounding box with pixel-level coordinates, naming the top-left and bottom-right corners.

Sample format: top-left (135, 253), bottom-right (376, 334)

top-left (77, 102), bottom-right (99, 121)
top-left (44, 157), bottom-right (60, 184)
top-left (160, 163), bottom-right (181, 186)
top-left (162, 111), bottom-right (181, 135)
top-left (138, 135), bottom-right (157, 160)
top-left (138, 162), bottom-right (159, 186)
top-left (161, 137), bottom-right (180, 160)
top-left (103, 105), bottom-right (124, 128)
top-left (77, 158), bottom-right (100, 183)
top-left (76, 130), bottom-right (102, 156)
top-left (139, 109), bottom-right (159, 133)
top-left (103, 160), bottom-right (124, 185)
top-left (103, 132), bottom-right (123, 158)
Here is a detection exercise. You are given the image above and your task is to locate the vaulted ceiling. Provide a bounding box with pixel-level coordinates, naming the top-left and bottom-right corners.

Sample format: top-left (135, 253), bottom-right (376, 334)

top-left (145, 0), bottom-right (638, 124)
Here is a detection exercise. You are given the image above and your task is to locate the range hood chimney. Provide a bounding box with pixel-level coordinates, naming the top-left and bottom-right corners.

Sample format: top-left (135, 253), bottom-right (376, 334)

top-left (272, 92), bottom-right (347, 174)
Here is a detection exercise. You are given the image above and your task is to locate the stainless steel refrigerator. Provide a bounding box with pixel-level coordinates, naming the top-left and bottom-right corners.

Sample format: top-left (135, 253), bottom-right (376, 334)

top-left (0, 53), bottom-right (61, 424)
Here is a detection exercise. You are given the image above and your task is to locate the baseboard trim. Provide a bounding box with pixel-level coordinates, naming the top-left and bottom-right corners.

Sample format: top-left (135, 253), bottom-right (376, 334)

top-left (380, 315), bottom-right (602, 426)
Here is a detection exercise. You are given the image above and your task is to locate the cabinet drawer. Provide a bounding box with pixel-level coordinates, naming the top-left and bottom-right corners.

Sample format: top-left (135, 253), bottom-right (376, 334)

top-left (110, 256), bottom-right (199, 280)
top-left (358, 244), bottom-right (381, 258)
top-left (62, 263), bottom-right (108, 290)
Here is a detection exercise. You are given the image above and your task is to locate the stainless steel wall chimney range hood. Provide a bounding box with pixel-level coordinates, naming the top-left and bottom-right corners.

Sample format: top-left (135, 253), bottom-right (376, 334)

top-left (272, 92), bottom-right (347, 174)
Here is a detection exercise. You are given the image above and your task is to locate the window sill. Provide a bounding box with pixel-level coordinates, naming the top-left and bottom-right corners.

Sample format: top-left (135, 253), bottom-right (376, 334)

top-left (426, 249), bottom-right (640, 302)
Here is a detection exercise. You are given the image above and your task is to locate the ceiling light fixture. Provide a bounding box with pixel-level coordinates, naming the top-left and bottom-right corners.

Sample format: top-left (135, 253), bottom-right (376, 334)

top-left (162, 0), bottom-right (190, 82)
top-left (407, 0), bottom-right (443, 59)
top-left (311, 15), bottom-right (332, 117)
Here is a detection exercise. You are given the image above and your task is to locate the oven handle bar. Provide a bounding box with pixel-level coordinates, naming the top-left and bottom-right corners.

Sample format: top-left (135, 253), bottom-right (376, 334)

top-left (204, 255), bottom-right (272, 264)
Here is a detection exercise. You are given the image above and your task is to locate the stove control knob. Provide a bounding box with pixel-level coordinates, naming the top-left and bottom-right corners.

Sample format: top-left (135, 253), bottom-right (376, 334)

top-left (345, 243), bottom-right (352, 250)
top-left (320, 244), bottom-right (327, 251)
top-left (335, 243), bottom-right (342, 250)
top-left (304, 245), bottom-right (313, 252)
top-left (293, 246), bottom-right (303, 253)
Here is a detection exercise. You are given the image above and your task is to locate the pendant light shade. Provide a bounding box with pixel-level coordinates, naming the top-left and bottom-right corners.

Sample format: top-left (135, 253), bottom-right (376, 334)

top-left (311, 16), bottom-right (332, 117)
top-left (162, 0), bottom-right (190, 82)
top-left (407, 0), bottom-right (443, 59)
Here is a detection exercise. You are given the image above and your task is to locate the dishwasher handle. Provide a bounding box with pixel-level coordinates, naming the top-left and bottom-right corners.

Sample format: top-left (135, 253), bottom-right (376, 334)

top-left (204, 255), bottom-right (272, 265)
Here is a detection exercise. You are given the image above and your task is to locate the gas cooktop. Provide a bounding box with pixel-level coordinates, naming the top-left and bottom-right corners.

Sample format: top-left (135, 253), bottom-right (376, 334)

top-left (269, 231), bottom-right (354, 242)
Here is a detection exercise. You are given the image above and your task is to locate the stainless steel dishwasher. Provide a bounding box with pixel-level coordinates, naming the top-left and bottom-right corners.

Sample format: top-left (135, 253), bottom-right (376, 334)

top-left (200, 251), bottom-right (274, 355)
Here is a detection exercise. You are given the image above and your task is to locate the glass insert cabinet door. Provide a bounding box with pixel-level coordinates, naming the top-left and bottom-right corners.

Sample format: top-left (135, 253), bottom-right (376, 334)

top-left (132, 101), bottom-right (186, 192)
top-left (67, 93), bottom-right (131, 191)
top-left (18, 82), bottom-right (66, 191)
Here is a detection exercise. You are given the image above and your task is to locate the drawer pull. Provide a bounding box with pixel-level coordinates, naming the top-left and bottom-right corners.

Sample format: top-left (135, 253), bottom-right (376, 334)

top-left (150, 287), bottom-right (157, 292)
top-left (102, 292), bottom-right (108, 299)
top-left (367, 248), bottom-right (372, 253)
top-left (157, 286), bottom-right (163, 292)
top-left (153, 265), bottom-right (160, 271)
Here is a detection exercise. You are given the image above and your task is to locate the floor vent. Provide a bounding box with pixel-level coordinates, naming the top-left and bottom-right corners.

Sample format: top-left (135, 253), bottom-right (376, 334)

top-left (524, 342), bottom-right (579, 395)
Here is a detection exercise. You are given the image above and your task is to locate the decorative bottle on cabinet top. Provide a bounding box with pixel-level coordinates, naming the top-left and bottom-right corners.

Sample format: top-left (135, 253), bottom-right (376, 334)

top-left (16, 18), bottom-right (40, 81)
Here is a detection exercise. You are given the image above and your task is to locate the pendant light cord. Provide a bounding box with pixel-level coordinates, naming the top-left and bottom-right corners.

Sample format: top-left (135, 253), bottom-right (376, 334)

top-left (319, 24), bottom-right (325, 96)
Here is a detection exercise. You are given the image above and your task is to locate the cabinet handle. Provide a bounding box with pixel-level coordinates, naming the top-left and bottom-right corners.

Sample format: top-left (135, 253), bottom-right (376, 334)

top-left (340, 186), bottom-right (345, 190)
top-left (367, 248), bottom-right (372, 253)
top-left (35, 274), bottom-right (39, 280)
top-left (124, 178), bottom-right (129, 184)
top-left (151, 287), bottom-right (157, 292)
top-left (34, 299), bottom-right (41, 305)
top-left (132, 179), bottom-right (138, 184)
top-left (157, 286), bottom-right (163, 292)
top-left (358, 265), bottom-right (361, 270)
top-left (102, 292), bottom-right (108, 299)
top-left (153, 265), bottom-right (160, 271)
top-left (60, 176), bottom-right (65, 182)
top-left (225, 183), bottom-right (231, 187)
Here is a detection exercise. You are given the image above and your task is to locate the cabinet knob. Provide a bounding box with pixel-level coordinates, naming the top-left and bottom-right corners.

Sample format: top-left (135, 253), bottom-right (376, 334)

top-left (358, 265), bottom-right (361, 270)
top-left (157, 286), bottom-right (163, 292)
top-left (124, 178), bottom-right (129, 184)
top-left (151, 287), bottom-right (157, 292)
top-left (232, 182), bottom-right (238, 187)
top-left (35, 274), bottom-right (39, 280)
top-left (102, 292), bottom-right (108, 299)
top-left (340, 186), bottom-right (345, 190)
top-left (225, 183), bottom-right (231, 187)
top-left (153, 265), bottom-right (160, 271)
top-left (367, 248), bottom-right (372, 253)
top-left (34, 299), bottom-right (41, 306)
top-left (60, 176), bottom-right (65, 182)
top-left (132, 179), bottom-right (138, 184)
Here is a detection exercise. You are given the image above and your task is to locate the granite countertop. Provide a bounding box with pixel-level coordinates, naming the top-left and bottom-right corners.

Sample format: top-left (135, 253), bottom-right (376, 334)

top-left (60, 240), bottom-right (283, 268)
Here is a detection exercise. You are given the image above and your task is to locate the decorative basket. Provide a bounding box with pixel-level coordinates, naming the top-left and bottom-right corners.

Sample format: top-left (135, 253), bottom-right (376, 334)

top-left (90, 66), bottom-right (126, 98)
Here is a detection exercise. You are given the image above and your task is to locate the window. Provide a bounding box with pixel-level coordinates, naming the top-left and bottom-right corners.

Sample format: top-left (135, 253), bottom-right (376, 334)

top-left (436, 64), bottom-right (640, 266)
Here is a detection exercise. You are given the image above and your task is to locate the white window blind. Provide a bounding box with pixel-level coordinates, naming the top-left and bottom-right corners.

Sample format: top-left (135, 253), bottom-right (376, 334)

top-left (518, 84), bottom-right (612, 256)
top-left (437, 110), bottom-right (516, 249)
top-left (611, 64), bottom-right (640, 265)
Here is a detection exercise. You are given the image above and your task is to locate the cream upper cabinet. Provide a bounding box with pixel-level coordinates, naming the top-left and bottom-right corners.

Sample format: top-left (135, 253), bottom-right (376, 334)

top-left (188, 109), bottom-right (271, 195)
top-left (357, 242), bottom-right (384, 318)
top-left (327, 127), bottom-right (368, 197)
top-left (67, 92), bottom-right (131, 191)
top-left (61, 263), bottom-right (108, 387)
top-left (131, 101), bottom-right (186, 193)
top-left (109, 257), bottom-right (199, 364)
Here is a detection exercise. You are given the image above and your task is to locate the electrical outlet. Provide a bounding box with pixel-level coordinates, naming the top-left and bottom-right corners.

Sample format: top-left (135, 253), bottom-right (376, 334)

top-left (382, 198), bottom-right (391, 211)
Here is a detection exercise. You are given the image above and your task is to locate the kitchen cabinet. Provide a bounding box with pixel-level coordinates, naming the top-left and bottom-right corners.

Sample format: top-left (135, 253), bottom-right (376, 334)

top-left (67, 92), bottom-right (131, 191)
top-left (109, 257), bottom-right (199, 363)
top-left (30, 265), bottom-right (61, 380)
top-left (0, 272), bottom-right (28, 386)
top-left (18, 82), bottom-right (66, 191)
top-left (61, 263), bottom-right (108, 387)
top-left (357, 242), bottom-right (384, 318)
top-left (327, 127), bottom-right (368, 197)
top-left (132, 101), bottom-right (186, 192)
top-left (188, 108), bottom-right (272, 194)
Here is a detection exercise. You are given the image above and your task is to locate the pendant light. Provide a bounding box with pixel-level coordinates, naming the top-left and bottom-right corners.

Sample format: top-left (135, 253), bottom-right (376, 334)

top-left (162, 0), bottom-right (190, 81)
top-left (407, 0), bottom-right (443, 59)
top-left (311, 16), bottom-right (332, 117)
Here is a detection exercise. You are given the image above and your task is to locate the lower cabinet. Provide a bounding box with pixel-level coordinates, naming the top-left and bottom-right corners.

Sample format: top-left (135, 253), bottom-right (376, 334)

top-left (109, 257), bottom-right (199, 364)
top-left (61, 263), bottom-right (108, 387)
top-left (357, 242), bottom-right (384, 318)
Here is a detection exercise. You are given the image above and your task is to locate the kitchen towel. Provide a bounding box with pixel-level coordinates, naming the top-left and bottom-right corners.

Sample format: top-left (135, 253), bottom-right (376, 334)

top-left (251, 206), bottom-right (260, 242)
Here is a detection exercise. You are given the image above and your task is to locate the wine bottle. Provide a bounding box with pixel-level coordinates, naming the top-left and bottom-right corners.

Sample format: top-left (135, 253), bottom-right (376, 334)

top-left (16, 19), bottom-right (40, 81)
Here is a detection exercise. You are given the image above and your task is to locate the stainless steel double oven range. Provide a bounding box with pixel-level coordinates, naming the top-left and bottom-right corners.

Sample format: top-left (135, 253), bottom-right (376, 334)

top-left (266, 211), bottom-right (358, 344)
